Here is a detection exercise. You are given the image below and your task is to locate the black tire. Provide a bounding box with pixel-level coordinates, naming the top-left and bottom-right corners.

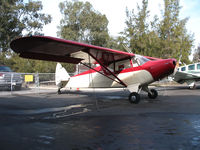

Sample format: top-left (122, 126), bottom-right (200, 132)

top-left (129, 92), bottom-right (140, 104)
top-left (57, 89), bottom-right (61, 94)
top-left (148, 89), bottom-right (158, 99)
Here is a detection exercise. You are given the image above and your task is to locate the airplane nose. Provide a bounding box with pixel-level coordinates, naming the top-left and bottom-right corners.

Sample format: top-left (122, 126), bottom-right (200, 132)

top-left (143, 58), bottom-right (176, 81)
top-left (156, 59), bottom-right (176, 80)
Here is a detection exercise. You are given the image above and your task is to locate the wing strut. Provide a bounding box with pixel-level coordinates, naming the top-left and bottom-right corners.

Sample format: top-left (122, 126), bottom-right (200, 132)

top-left (87, 50), bottom-right (127, 87)
top-left (80, 62), bottom-right (125, 85)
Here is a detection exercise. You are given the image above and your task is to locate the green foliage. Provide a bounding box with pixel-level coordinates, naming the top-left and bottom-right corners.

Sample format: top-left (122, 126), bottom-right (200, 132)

top-left (193, 45), bottom-right (200, 63)
top-left (58, 0), bottom-right (110, 47)
top-left (0, 0), bottom-right (52, 52)
top-left (120, 0), bottom-right (193, 64)
top-left (1, 0), bottom-right (195, 73)
top-left (158, 0), bottom-right (193, 63)
top-left (0, 0), bottom-right (54, 73)
top-left (0, 53), bottom-right (53, 73)
top-left (57, 0), bottom-right (117, 72)
top-left (1, 53), bottom-right (75, 73)
top-left (11, 54), bottom-right (36, 73)
top-left (121, 0), bottom-right (155, 56)
top-left (61, 63), bottom-right (76, 73)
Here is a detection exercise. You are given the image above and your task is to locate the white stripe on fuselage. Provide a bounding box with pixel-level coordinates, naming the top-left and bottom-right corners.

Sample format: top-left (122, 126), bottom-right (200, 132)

top-left (66, 70), bottom-right (154, 88)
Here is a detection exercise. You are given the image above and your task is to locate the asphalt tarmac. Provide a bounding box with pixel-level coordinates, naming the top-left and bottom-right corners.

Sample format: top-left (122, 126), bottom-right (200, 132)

top-left (0, 86), bottom-right (200, 150)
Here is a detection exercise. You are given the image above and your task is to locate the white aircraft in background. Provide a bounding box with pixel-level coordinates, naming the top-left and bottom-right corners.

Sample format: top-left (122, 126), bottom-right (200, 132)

top-left (173, 62), bottom-right (200, 89)
top-left (10, 36), bottom-right (176, 104)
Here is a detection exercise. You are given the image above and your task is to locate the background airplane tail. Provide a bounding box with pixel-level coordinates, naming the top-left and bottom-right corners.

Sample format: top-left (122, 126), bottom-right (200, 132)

top-left (55, 63), bottom-right (70, 89)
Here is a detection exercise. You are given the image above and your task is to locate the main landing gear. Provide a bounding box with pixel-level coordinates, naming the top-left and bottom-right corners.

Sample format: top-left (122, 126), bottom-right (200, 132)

top-left (128, 88), bottom-right (158, 104)
top-left (129, 92), bottom-right (140, 104)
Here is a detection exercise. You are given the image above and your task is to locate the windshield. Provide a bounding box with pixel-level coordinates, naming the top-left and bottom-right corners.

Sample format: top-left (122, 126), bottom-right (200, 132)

top-left (134, 55), bottom-right (150, 66)
top-left (0, 66), bottom-right (12, 72)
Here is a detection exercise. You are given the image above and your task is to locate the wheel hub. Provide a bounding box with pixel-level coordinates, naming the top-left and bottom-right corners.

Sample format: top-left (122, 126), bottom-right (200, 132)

top-left (131, 95), bottom-right (136, 101)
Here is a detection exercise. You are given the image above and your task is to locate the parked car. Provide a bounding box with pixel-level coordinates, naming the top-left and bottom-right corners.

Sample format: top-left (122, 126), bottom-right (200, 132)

top-left (0, 66), bottom-right (22, 90)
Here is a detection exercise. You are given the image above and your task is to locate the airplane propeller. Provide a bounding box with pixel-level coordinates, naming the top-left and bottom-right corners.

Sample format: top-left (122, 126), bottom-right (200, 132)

top-left (173, 54), bottom-right (182, 76)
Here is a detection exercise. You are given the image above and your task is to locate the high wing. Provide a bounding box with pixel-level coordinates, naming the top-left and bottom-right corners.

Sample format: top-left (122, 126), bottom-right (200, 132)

top-left (10, 36), bottom-right (136, 87)
top-left (10, 36), bottom-right (134, 65)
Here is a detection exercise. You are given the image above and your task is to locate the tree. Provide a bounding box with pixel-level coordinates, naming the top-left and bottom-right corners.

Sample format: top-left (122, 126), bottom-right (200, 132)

top-left (3, 53), bottom-right (59, 73)
top-left (0, 0), bottom-right (54, 73)
top-left (0, 0), bottom-right (52, 52)
top-left (57, 0), bottom-right (117, 73)
top-left (57, 0), bottom-right (110, 47)
top-left (120, 0), bottom-right (193, 63)
top-left (121, 0), bottom-right (154, 55)
top-left (193, 45), bottom-right (200, 63)
top-left (158, 0), bottom-right (193, 63)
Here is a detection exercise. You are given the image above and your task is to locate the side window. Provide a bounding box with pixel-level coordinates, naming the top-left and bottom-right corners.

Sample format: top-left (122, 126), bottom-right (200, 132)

top-left (115, 60), bottom-right (131, 72)
top-left (133, 62), bottom-right (139, 67)
top-left (118, 64), bottom-right (124, 71)
top-left (197, 64), bottom-right (200, 70)
top-left (181, 67), bottom-right (186, 71)
top-left (188, 64), bottom-right (195, 70)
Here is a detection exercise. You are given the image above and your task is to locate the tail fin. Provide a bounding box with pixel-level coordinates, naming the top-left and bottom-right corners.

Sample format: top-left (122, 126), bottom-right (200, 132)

top-left (55, 63), bottom-right (70, 89)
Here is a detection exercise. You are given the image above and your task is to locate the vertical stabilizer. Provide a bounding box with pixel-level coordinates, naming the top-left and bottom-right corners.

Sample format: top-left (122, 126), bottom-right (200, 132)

top-left (55, 63), bottom-right (70, 90)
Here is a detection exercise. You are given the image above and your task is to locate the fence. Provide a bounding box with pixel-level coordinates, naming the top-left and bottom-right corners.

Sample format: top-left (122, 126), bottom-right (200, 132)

top-left (22, 73), bottom-right (56, 89)
top-left (0, 64), bottom-right (90, 92)
top-left (0, 72), bottom-right (74, 92)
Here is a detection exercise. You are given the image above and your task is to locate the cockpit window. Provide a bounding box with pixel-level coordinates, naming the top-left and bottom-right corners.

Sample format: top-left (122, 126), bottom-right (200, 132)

top-left (197, 64), bottom-right (200, 70)
top-left (188, 64), bottom-right (195, 70)
top-left (134, 55), bottom-right (150, 66)
top-left (181, 67), bottom-right (186, 71)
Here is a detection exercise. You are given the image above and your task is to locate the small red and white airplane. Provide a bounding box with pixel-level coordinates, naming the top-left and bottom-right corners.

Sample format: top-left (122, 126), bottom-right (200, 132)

top-left (10, 36), bottom-right (176, 104)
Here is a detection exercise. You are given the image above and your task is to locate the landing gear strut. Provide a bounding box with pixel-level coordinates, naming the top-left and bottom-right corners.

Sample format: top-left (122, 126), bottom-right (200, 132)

top-left (129, 92), bottom-right (140, 104)
top-left (128, 86), bottom-right (158, 104)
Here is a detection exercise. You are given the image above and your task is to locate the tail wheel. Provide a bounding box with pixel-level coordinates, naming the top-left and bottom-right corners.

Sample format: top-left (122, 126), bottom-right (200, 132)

top-left (129, 92), bottom-right (140, 104)
top-left (148, 89), bottom-right (158, 99)
top-left (190, 84), bottom-right (196, 89)
top-left (57, 89), bottom-right (61, 94)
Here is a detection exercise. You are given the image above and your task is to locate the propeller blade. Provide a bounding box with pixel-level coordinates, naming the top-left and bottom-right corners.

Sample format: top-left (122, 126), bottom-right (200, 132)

top-left (173, 54), bottom-right (182, 76)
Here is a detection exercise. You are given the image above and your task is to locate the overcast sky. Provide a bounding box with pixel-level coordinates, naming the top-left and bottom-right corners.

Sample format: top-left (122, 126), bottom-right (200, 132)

top-left (40, 0), bottom-right (200, 54)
